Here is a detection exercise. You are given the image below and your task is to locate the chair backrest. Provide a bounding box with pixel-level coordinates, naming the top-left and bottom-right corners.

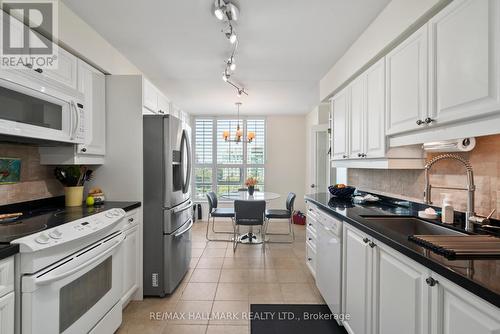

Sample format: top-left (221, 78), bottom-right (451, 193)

top-left (206, 191), bottom-right (218, 213)
top-left (234, 200), bottom-right (266, 226)
top-left (286, 192), bottom-right (296, 212)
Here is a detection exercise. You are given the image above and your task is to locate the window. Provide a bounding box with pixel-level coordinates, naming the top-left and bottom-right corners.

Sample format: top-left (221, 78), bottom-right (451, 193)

top-left (193, 117), bottom-right (266, 200)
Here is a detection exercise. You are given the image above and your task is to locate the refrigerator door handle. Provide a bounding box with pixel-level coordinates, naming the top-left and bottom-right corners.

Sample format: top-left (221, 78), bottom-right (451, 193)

top-left (173, 200), bottom-right (193, 214)
top-left (180, 128), bottom-right (191, 194)
top-left (174, 218), bottom-right (193, 237)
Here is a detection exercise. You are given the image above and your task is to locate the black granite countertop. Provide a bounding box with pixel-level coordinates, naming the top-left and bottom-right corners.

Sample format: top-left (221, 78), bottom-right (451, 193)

top-left (0, 244), bottom-right (19, 260)
top-left (305, 192), bottom-right (500, 309)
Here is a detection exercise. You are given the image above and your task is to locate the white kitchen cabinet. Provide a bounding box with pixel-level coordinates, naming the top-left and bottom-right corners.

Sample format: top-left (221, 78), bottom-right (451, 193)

top-left (36, 46), bottom-right (78, 91)
top-left (431, 274), bottom-right (500, 334)
top-left (143, 78), bottom-right (170, 115)
top-left (342, 225), bottom-right (372, 334)
top-left (0, 257), bottom-right (13, 299)
top-left (77, 60), bottom-right (106, 156)
top-left (349, 76), bottom-right (365, 159)
top-left (39, 61), bottom-right (106, 164)
top-left (331, 88), bottom-right (349, 160)
top-left (429, 0), bottom-right (500, 126)
top-left (373, 241), bottom-right (430, 334)
top-left (305, 203), bottom-right (319, 277)
top-left (386, 24), bottom-right (429, 136)
top-left (365, 59), bottom-right (386, 158)
top-left (121, 210), bottom-right (140, 308)
top-left (0, 292), bottom-right (14, 334)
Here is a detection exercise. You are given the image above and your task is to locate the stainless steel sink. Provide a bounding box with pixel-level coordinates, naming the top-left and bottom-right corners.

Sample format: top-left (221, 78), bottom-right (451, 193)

top-left (360, 216), bottom-right (467, 236)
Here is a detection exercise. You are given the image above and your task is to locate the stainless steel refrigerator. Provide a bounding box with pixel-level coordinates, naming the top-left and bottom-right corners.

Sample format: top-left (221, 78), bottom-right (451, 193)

top-left (143, 115), bottom-right (193, 296)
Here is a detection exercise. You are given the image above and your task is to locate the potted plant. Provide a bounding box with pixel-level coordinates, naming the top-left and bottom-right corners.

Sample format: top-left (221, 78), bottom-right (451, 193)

top-left (54, 166), bottom-right (93, 207)
top-left (245, 177), bottom-right (258, 196)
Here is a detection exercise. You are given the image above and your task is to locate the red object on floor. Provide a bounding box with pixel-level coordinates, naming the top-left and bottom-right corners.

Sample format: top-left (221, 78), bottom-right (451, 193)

top-left (293, 211), bottom-right (306, 225)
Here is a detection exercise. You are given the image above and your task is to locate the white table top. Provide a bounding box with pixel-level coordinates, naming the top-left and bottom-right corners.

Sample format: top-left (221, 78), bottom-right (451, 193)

top-left (220, 191), bottom-right (281, 201)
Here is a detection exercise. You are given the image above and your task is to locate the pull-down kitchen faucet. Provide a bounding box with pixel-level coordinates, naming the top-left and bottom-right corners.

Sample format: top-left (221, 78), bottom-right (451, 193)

top-left (424, 153), bottom-right (478, 232)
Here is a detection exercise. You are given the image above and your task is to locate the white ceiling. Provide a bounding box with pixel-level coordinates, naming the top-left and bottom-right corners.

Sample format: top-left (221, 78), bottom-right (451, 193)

top-left (62, 0), bottom-right (390, 115)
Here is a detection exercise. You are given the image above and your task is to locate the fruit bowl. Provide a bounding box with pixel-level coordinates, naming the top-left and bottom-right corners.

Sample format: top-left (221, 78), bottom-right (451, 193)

top-left (328, 184), bottom-right (356, 199)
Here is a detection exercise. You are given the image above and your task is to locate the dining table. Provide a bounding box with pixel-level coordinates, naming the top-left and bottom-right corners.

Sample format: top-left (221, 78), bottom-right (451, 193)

top-left (220, 191), bottom-right (281, 244)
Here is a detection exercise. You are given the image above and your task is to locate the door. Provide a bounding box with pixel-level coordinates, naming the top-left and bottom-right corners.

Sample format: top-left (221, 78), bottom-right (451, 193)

top-left (165, 116), bottom-right (190, 208)
top-left (331, 88), bottom-right (349, 160)
top-left (163, 218), bottom-right (193, 294)
top-left (77, 60), bottom-right (106, 156)
top-left (349, 76), bottom-right (365, 159)
top-left (429, 0), bottom-right (500, 125)
top-left (386, 24), bottom-right (428, 135)
top-left (431, 274), bottom-right (500, 334)
top-left (372, 242), bottom-right (430, 334)
top-left (0, 292), bottom-right (14, 334)
top-left (310, 124), bottom-right (330, 193)
top-left (122, 226), bottom-right (139, 298)
top-left (365, 59), bottom-right (386, 158)
top-left (342, 225), bottom-right (372, 334)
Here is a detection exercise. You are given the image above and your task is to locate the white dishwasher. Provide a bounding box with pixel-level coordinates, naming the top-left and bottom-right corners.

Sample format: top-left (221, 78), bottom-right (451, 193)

top-left (316, 211), bottom-right (343, 323)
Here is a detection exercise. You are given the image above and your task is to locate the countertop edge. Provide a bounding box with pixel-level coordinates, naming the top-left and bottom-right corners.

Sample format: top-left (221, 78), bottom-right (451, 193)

top-left (304, 195), bottom-right (500, 310)
top-left (0, 244), bottom-right (19, 261)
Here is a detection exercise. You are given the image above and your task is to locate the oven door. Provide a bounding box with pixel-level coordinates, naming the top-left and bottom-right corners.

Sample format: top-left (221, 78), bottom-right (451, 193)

top-left (0, 78), bottom-right (85, 144)
top-left (21, 233), bottom-right (124, 334)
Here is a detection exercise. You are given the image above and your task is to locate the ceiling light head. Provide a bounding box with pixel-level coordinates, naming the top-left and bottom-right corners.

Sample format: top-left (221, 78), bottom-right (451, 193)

top-left (213, 0), bottom-right (226, 20)
top-left (213, 0), bottom-right (239, 21)
top-left (228, 32), bottom-right (237, 44)
top-left (222, 71), bottom-right (230, 82)
top-left (227, 57), bottom-right (236, 71)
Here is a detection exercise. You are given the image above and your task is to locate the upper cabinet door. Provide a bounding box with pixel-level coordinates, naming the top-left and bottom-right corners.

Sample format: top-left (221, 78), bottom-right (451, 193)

top-left (365, 59), bottom-right (386, 158)
top-left (143, 79), bottom-right (158, 113)
top-left (349, 76), bottom-right (365, 159)
top-left (429, 0), bottom-right (500, 125)
top-left (386, 25), bottom-right (428, 135)
top-left (77, 60), bottom-right (106, 156)
top-left (38, 47), bottom-right (78, 91)
top-left (331, 88), bottom-right (349, 160)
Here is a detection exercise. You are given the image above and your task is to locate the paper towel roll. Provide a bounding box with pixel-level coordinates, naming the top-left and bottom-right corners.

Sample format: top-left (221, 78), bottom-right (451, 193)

top-left (423, 138), bottom-right (476, 152)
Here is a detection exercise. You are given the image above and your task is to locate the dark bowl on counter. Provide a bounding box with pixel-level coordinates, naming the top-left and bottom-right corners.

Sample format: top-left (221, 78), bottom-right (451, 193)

top-left (328, 185), bottom-right (356, 199)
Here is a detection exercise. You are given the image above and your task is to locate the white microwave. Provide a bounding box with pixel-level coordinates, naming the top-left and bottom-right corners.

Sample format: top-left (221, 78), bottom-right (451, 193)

top-left (0, 75), bottom-right (86, 144)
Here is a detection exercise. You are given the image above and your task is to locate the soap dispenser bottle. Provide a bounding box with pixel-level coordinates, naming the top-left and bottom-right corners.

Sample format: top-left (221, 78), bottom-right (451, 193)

top-left (442, 194), bottom-right (454, 224)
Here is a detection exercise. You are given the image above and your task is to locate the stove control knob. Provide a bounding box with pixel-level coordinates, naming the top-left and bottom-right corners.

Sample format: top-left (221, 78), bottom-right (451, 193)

top-left (112, 209), bottom-right (121, 216)
top-left (35, 233), bottom-right (51, 244)
top-left (49, 229), bottom-right (63, 239)
top-left (105, 211), bottom-right (114, 218)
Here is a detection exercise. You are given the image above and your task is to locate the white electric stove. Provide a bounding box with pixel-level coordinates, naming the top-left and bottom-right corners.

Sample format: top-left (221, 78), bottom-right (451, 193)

top-left (12, 208), bottom-right (127, 334)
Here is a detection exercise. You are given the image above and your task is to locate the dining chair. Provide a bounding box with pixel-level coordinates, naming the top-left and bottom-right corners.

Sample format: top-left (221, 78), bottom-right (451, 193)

top-left (233, 200), bottom-right (267, 252)
top-left (206, 191), bottom-right (235, 241)
top-left (264, 192), bottom-right (296, 243)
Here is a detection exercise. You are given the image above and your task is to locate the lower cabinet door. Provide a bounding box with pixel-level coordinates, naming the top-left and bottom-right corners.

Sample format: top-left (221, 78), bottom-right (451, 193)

top-left (0, 292), bottom-right (14, 334)
top-left (342, 225), bottom-right (372, 334)
top-left (432, 274), bottom-right (500, 334)
top-left (122, 226), bottom-right (139, 299)
top-left (372, 242), bottom-right (430, 334)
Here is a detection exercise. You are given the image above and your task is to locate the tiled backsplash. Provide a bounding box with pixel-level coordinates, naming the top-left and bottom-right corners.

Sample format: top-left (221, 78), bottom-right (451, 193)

top-left (348, 134), bottom-right (500, 219)
top-left (0, 143), bottom-right (63, 205)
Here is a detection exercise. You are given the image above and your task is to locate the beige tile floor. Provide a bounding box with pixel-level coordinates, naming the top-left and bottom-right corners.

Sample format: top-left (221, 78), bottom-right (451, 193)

top-left (117, 219), bottom-right (324, 334)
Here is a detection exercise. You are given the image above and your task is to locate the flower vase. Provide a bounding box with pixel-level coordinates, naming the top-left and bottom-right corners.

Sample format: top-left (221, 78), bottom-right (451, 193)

top-left (248, 186), bottom-right (255, 196)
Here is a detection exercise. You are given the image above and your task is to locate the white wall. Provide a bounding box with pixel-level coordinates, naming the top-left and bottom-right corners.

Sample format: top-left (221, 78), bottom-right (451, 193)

top-left (265, 115), bottom-right (307, 212)
top-left (58, 2), bottom-right (141, 75)
top-left (320, 0), bottom-right (447, 100)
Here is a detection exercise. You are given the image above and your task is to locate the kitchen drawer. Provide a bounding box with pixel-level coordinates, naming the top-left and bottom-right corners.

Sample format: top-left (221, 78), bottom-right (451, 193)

top-left (306, 226), bottom-right (317, 248)
top-left (123, 209), bottom-right (140, 231)
top-left (306, 241), bottom-right (316, 277)
top-left (0, 257), bottom-right (14, 298)
top-left (0, 292), bottom-right (14, 334)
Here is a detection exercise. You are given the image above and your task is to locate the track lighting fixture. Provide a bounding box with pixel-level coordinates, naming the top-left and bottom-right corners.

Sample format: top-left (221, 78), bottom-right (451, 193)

top-left (212, 0), bottom-right (248, 97)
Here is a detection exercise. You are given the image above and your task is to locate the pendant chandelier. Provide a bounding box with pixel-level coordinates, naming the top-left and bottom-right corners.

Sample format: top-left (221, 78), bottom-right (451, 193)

top-left (222, 102), bottom-right (255, 143)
